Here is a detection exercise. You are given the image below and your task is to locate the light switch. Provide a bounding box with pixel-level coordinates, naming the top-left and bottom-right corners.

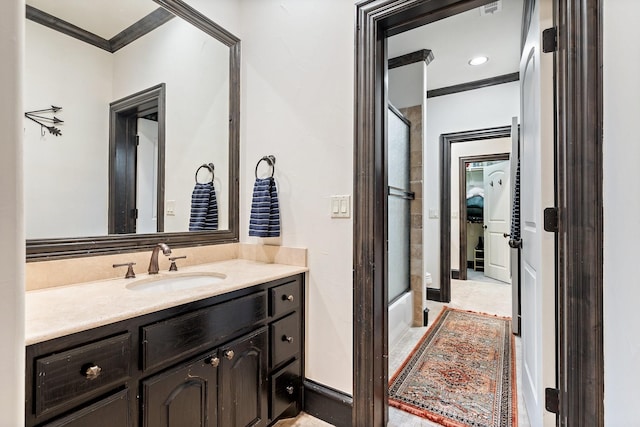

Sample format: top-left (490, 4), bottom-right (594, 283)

top-left (331, 195), bottom-right (351, 218)
top-left (166, 200), bottom-right (176, 216)
top-left (428, 209), bottom-right (439, 219)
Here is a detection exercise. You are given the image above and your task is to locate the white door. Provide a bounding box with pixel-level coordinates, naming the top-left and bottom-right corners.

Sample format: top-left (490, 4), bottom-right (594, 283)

top-left (520, 0), bottom-right (556, 425)
top-left (136, 118), bottom-right (158, 234)
top-left (483, 161), bottom-right (511, 283)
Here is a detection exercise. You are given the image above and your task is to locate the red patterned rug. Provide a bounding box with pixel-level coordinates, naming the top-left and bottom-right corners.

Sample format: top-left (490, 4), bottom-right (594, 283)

top-left (389, 307), bottom-right (517, 427)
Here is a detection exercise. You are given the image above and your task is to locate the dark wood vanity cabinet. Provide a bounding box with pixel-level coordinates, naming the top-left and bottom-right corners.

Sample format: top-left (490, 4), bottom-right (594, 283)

top-left (26, 274), bottom-right (304, 427)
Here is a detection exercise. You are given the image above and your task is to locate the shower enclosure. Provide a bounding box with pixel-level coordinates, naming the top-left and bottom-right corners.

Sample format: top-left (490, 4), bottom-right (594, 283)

top-left (387, 105), bottom-right (414, 346)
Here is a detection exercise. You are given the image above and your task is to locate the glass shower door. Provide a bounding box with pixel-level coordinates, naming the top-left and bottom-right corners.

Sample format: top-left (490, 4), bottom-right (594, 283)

top-left (387, 106), bottom-right (413, 303)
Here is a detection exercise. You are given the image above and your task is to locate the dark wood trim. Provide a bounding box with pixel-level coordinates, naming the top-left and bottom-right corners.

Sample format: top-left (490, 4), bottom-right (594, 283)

top-left (427, 72), bottom-right (519, 98)
top-left (426, 287), bottom-right (442, 302)
top-left (440, 126), bottom-right (511, 303)
top-left (26, 6), bottom-right (174, 54)
top-left (109, 8), bottom-right (175, 52)
top-left (388, 49), bottom-right (434, 69)
top-left (555, 0), bottom-right (604, 424)
top-left (25, 5), bottom-right (112, 52)
top-left (458, 153), bottom-right (510, 283)
top-left (303, 380), bottom-right (353, 427)
top-left (450, 269), bottom-right (460, 279)
top-left (354, 2), bottom-right (497, 425)
top-left (26, 0), bottom-right (241, 261)
top-left (108, 84), bottom-right (166, 236)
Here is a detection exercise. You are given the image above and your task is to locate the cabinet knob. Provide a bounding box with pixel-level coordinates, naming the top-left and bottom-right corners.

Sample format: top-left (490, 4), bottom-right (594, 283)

top-left (286, 385), bottom-right (295, 395)
top-left (224, 350), bottom-right (235, 360)
top-left (282, 335), bottom-right (294, 343)
top-left (209, 357), bottom-right (220, 367)
top-left (85, 364), bottom-right (102, 380)
top-left (283, 294), bottom-right (294, 302)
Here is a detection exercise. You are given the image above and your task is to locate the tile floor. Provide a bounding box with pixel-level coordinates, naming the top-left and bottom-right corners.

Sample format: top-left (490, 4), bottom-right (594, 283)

top-left (276, 278), bottom-right (529, 427)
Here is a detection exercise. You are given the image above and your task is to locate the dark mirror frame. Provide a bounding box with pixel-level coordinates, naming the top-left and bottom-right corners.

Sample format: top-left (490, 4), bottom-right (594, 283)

top-left (26, 0), bottom-right (240, 261)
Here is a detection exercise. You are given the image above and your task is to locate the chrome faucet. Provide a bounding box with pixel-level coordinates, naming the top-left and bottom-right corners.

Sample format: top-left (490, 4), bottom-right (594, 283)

top-left (148, 243), bottom-right (172, 274)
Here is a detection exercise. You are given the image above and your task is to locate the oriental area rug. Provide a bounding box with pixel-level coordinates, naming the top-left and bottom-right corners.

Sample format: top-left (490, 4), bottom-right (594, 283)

top-left (389, 307), bottom-right (517, 427)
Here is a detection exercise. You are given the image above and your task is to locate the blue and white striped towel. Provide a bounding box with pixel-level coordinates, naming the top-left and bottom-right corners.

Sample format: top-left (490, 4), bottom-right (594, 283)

top-left (189, 182), bottom-right (218, 231)
top-left (249, 177), bottom-right (280, 237)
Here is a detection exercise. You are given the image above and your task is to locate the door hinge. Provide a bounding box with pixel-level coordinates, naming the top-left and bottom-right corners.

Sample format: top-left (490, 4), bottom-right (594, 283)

top-left (542, 27), bottom-right (558, 53)
top-left (131, 208), bottom-right (138, 219)
top-left (543, 207), bottom-right (559, 232)
top-left (545, 387), bottom-right (560, 414)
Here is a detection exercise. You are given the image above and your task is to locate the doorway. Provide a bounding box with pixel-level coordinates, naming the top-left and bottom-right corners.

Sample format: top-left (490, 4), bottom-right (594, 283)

top-left (108, 84), bottom-right (166, 234)
top-left (459, 154), bottom-right (511, 285)
top-left (353, 0), bottom-right (604, 426)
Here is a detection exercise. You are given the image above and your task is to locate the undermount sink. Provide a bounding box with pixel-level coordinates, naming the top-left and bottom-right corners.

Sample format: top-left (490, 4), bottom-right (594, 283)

top-left (126, 272), bottom-right (227, 292)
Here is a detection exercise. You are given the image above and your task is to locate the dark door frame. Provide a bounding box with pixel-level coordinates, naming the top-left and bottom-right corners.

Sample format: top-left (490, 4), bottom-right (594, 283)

top-left (457, 152), bottom-right (510, 283)
top-left (353, 0), bottom-right (603, 426)
top-left (439, 125), bottom-right (512, 301)
top-left (109, 83), bottom-right (166, 235)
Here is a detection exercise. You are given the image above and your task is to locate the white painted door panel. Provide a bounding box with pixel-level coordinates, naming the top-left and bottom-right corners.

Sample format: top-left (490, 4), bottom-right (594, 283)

top-left (519, 0), bottom-right (556, 426)
top-left (136, 118), bottom-right (158, 234)
top-left (483, 161), bottom-right (511, 283)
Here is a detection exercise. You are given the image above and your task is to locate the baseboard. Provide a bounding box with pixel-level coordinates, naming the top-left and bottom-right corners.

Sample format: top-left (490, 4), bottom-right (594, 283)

top-left (303, 379), bottom-right (352, 427)
top-left (451, 269), bottom-right (460, 279)
top-left (426, 287), bottom-right (442, 302)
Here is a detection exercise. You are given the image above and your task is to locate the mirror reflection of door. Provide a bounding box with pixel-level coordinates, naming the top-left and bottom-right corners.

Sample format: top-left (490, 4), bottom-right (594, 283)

top-left (136, 117), bottom-right (159, 233)
top-left (109, 84), bottom-right (165, 235)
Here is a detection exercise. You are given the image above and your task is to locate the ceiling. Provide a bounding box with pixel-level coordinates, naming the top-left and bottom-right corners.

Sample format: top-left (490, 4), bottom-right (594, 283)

top-left (387, 0), bottom-right (524, 90)
top-left (26, 0), bottom-right (159, 39)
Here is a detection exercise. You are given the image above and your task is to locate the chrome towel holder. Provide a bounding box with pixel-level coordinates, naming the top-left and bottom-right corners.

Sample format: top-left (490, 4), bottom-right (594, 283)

top-left (255, 155), bottom-right (276, 179)
top-left (195, 163), bottom-right (215, 183)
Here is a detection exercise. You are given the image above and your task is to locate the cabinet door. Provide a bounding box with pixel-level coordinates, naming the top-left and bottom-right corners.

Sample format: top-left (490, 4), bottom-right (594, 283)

top-left (219, 327), bottom-right (268, 427)
top-left (142, 353), bottom-right (219, 427)
top-left (42, 389), bottom-right (131, 427)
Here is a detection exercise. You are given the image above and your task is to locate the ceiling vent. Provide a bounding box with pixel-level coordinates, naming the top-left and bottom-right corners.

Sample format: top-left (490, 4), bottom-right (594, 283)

top-left (480, 1), bottom-right (502, 16)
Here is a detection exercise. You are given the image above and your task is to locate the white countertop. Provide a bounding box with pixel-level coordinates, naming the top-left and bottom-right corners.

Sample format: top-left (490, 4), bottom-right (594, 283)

top-left (25, 259), bottom-right (307, 346)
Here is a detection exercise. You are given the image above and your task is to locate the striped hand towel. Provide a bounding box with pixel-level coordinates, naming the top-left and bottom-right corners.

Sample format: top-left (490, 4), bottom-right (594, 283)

top-left (189, 182), bottom-right (218, 231)
top-left (248, 177), bottom-right (280, 237)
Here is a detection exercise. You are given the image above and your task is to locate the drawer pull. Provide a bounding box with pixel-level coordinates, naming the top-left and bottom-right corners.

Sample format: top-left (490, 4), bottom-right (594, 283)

top-left (84, 364), bottom-right (102, 380)
top-left (283, 294), bottom-right (294, 302)
top-left (282, 335), bottom-right (294, 343)
top-left (224, 350), bottom-right (235, 360)
top-left (286, 385), bottom-right (295, 395)
top-left (209, 357), bottom-right (220, 367)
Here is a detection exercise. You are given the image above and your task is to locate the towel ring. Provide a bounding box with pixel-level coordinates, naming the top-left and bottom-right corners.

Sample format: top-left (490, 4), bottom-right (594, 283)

top-left (195, 163), bottom-right (215, 184)
top-left (255, 155), bottom-right (276, 179)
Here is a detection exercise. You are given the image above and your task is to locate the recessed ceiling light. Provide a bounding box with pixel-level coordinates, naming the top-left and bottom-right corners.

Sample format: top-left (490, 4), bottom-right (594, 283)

top-left (468, 56), bottom-right (489, 66)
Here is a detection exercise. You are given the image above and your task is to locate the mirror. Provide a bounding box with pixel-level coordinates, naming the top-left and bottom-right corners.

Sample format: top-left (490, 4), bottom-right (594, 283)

top-left (24, 0), bottom-right (240, 260)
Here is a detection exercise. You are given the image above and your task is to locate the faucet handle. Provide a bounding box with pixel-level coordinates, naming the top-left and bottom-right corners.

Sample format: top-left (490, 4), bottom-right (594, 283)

top-left (113, 262), bottom-right (136, 279)
top-left (168, 256), bottom-right (187, 271)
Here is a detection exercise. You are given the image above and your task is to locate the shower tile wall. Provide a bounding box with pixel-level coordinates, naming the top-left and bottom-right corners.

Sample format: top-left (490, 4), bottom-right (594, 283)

top-left (401, 105), bottom-right (423, 327)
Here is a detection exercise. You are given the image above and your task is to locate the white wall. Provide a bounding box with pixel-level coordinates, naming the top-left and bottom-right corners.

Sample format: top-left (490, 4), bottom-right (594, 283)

top-left (112, 18), bottom-right (230, 232)
top-left (239, 0), bottom-right (354, 393)
top-left (603, 1), bottom-right (640, 424)
top-left (0, 0), bottom-right (24, 424)
top-left (24, 22), bottom-right (112, 239)
top-left (450, 138), bottom-right (511, 270)
top-left (425, 81), bottom-right (519, 288)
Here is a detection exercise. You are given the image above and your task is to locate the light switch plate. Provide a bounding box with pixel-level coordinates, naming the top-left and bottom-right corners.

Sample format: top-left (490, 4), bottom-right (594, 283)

top-left (166, 200), bottom-right (176, 216)
top-left (331, 195), bottom-right (351, 218)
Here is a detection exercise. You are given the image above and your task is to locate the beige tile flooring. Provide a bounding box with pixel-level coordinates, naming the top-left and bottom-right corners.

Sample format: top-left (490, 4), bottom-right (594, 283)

top-left (276, 278), bottom-right (529, 427)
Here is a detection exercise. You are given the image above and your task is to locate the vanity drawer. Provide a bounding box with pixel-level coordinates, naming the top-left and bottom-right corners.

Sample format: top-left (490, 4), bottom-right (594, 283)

top-left (41, 388), bottom-right (132, 427)
top-left (142, 291), bottom-right (267, 371)
top-left (270, 312), bottom-right (300, 368)
top-left (34, 333), bottom-right (131, 417)
top-left (270, 279), bottom-right (300, 318)
top-left (271, 359), bottom-right (301, 420)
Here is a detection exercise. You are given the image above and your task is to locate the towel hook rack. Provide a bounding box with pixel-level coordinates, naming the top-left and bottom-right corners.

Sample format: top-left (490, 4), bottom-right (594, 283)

top-left (255, 155), bottom-right (276, 179)
top-left (195, 163), bottom-right (215, 184)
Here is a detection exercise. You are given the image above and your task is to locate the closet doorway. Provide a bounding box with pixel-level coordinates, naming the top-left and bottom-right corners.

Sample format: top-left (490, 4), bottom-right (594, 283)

top-left (458, 154), bottom-right (510, 284)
